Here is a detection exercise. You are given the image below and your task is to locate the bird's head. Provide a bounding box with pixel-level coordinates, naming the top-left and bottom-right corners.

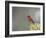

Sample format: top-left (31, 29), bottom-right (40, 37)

top-left (27, 16), bottom-right (32, 22)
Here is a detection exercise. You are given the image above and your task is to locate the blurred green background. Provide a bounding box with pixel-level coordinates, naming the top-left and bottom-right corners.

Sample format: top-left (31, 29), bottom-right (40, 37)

top-left (12, 7), bottom-right (40, 31)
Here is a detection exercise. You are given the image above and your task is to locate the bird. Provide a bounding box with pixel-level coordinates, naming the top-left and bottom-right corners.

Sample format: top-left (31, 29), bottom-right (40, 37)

top-left (27, 16), bottom-right (40, 30)
top-left (27, 16), bottom-right (34, 24)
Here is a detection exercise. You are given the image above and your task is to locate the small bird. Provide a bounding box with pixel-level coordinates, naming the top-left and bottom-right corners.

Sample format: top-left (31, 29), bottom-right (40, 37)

top-left (27, 16), bottom-right (40, 30)
top-left (27, 16), bottom-right (34, 24)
